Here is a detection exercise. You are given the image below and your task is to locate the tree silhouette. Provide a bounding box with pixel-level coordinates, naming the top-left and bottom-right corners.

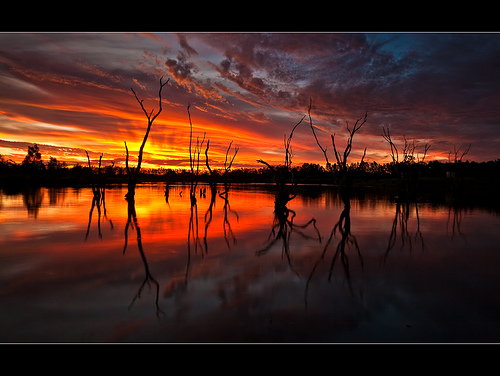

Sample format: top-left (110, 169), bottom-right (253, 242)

top-left (381, 126), bottom-right (431, 199)
top-left (125, 76), bottom-right (169, 201)
top-left (22, 144), bottom-right (44, 172)
top-left (308, 98), bottom-right (367, 201)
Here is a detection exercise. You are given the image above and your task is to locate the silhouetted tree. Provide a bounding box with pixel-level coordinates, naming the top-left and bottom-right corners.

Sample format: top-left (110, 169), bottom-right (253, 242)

top-left (47, 157), bottom-right (66, 172)
top-left (125, 76), bottom-right (169, 201)
top-left (381, 126), bottom-right (430, 199)
top-left (22, 144), bottom-right (42, 165)
top-left (258, 114), bottom-right (305, 208)
top-left (308, 98), bottom-right (367, 201)
top-left (449, 143), bottom-right (471, 164)
top-left (22, 144), bottom-right (44, 174)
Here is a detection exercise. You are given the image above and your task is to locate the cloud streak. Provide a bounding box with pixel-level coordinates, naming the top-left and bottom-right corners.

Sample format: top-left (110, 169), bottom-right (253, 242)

top-left (0, 32), bottom-right (499, 167)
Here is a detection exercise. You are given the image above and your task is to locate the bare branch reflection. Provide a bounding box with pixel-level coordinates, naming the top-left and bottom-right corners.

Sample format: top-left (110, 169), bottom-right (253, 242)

top-left (257, 188), bottom-right (321, 275)
top-left (383, 198), bottom-right (425, 264)
top-left (219, 182), bottom-right (239, 248)
top-left (447, 205), bottom-right (468, 244)
top-left (123, 195), bottom-right (163, 318)
top-left (84, 153), bottom-right (113, 240)
top-left (203, 181), bottom-right (217, 254)
top-left (306, 194), bottom-right (362, 300)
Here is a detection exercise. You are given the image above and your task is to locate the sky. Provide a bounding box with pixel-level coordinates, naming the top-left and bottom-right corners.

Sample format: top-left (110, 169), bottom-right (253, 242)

top-left (0, 32), bottom-right (499, 170)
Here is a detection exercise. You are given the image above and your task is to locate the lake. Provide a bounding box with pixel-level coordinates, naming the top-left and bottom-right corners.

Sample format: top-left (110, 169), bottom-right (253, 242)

top-left (1, 182), bottom-right (500, 343)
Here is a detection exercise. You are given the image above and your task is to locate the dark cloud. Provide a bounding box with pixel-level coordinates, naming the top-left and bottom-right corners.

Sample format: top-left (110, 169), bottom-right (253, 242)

top-left (177, 34), bottom-right (198, 57)
top-left (165, 52), bottom-right (196, 83)
top-left (1, 33), bottom-right (499, 166)
top-left (193, 33), bottom-right (500, 161)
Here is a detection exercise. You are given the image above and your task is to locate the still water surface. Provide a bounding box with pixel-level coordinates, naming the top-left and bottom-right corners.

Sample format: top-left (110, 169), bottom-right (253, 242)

top-left (1, 183), bottom-right (499, 342)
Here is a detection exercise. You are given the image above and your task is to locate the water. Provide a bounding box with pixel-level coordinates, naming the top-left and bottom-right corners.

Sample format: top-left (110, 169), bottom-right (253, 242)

top-left (1, 183), bottom-right (500, 343)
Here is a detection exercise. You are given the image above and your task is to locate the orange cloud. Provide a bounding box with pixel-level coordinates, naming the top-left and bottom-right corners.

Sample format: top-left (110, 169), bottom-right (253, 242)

top-left (0, 32), bottom-right (499, 168)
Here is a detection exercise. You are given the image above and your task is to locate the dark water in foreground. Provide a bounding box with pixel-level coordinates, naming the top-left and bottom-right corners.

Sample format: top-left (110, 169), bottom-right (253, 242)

top-left (1, 183), bottom-right (499, 343)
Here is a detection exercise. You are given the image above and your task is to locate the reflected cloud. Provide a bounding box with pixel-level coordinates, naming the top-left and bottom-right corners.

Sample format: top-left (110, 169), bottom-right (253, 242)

top-left (2, 184), bottom-right (500, 342)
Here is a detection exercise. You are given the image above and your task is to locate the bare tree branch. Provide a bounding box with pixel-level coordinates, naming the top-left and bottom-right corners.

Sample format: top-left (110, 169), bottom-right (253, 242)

top-left (360, 147), bottom-right (367, 165)
top-left (284, 115), bottom-right (305, 169)
top-left (308, 98), bottom-right (330, 169)
top-left (124, 141), bottom-right (129, 175)
top-left (126, 76), bottom-right (169, 200)
top-left (420, 143), bottom-right (431, 163)
top-left (224, 140), bottom-right (239, 172)
top-left (257, 159), bottom-right (274, 171)
top-left (205, 139), bottom-right (212, 175)
top-left (187, 103), bottom-right (194, 173)
top-left (331, 133), bottom-right (343, 167)
top-left (331, 111), bottom-right (367, 171)
top-left (382, 126), bottom-right (398, 164)
top-left (131, 76), bottom-right (169, 122)
top-left (134, 77), bottom-right (169, 176)
top-left (453, 143), bottom-right (472, 163)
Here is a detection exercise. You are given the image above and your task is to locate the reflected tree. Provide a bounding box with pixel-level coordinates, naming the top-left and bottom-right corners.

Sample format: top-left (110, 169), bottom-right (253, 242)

top-left (382, 199), bottom-right (424, 263)
top-left (218, 141), bottom-right (239, 248)
top-left (123, 196), bottom-right (163, 317)
top-left (380, 127), bottom-right (428, 262)
top-left (85, 151), bottom-right (113, 240)
top-left (164, 182), bottom-right (170, 205)
top-left (257, 201), bottom-right (321, 275)
top-left (447, 204), bottom-right (467, 244)
top-left (256, 112), bottom-right (320, 271)
top-left (186, 104), bottom-right (207, 259)
top-left (305, 193), bottom-right (363, 301)
top-left (187, 105), bottom-right (240, 253)
top-left (305, 99), bottom-right (366, 297)
top-left (22, 187), bottom-right (43, 218)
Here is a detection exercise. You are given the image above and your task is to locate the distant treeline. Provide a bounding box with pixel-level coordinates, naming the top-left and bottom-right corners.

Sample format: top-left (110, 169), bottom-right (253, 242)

top-left (1, 143), bottom-right (500, 199)
top-left (1, 151), bottom-right (500, 185)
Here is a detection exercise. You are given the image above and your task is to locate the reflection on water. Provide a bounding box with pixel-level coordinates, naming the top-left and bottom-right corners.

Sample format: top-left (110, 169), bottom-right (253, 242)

top-left (1, 183), bottom-right (500, 342)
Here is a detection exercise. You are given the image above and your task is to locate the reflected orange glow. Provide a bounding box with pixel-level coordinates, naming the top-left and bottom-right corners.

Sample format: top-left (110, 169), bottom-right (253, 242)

top-left (0, 185), bottom-right (281, 258)
top-left (2, 183), bottom-right (500, 342)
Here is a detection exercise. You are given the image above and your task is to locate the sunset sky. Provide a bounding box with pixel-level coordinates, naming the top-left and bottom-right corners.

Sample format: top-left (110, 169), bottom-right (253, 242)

top-left (1, 32), bottom-right (499, 170)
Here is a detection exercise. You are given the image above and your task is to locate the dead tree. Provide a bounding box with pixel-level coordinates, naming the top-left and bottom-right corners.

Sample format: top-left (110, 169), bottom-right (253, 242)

top-left (203, 136), bottom-right (239, 250)
top-left (331, 112), bottom-right (367, 194)
top-left (308, 98), bottom-right (367, 201)
top-left (85, 150), bottom-right (103, 199)
top-left (219, 141), bottom-right (239, 248)
top-left (382, 126), bottom-right (431, 199)
top-left (447, 143), bottom-right (472, 196)
top-left (257, 115), bottom-right (305, 208)
top-left (125, 76), bottom-right (169, 201)
top-left (449, 143), bottom-right (471, 164)
top-left (331, 113), bottom-right (367, 171)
